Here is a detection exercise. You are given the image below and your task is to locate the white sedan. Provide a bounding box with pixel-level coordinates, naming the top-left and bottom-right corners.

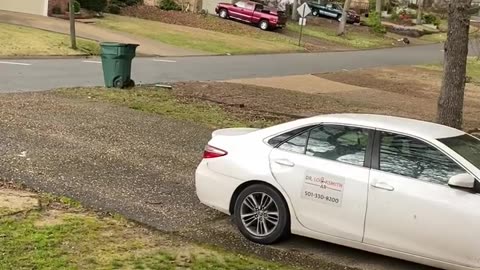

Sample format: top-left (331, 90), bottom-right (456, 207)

top-left (195, 114), bottom-right (480, 270)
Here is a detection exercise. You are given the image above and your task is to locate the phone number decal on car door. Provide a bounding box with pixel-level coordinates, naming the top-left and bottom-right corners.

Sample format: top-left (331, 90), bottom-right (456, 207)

top-left (301, 171), bottom-right (345, 207)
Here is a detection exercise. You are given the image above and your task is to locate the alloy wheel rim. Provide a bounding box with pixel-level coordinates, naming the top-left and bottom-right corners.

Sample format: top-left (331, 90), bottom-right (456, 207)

top-left (261, 22), bottom-right (268, 29)
top-left (240, 192), bottom-right (279, 237)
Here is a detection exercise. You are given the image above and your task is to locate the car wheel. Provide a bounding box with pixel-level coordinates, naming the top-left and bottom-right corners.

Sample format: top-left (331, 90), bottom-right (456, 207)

top-left (312, 9), bottom-right (318, 16)
top-left (259, 20), bottom-right (269, 31)
top-left (219, 9), bottom-right (228, 19)
top-left (336, 14), bottom-right (342, 22)
top-left (234, 184), bottom-right (289, 244)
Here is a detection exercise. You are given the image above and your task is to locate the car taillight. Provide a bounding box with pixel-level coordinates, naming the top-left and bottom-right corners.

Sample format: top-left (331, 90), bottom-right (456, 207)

top-left (203, 145), bottom-right (228, 159)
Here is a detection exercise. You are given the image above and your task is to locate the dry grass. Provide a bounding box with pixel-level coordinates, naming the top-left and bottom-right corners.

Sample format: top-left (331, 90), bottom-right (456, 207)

top-left (0, 23), bottom-right (100, 56)
top-left (95, 15), bottom-right (302, 54)
top-left (0, 188), bottom-right (298, 270)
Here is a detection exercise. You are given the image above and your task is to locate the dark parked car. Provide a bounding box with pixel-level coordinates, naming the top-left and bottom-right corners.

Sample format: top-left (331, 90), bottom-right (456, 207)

top-left (308, 1), bottom-right (361, 24)
top-left (216, 1), bottom-right (287, 30)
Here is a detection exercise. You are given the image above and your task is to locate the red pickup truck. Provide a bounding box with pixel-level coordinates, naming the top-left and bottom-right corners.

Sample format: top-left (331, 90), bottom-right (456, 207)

top-left (216, 1), bottom-right (287, 31)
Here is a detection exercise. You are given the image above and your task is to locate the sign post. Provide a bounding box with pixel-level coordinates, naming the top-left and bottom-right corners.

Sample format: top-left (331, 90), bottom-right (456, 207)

top-left (297, 2), bottom-right (311, 46)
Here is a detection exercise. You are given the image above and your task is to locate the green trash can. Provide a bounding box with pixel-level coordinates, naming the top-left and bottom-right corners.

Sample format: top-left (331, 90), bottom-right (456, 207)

top-left (100, 42), bottom-right (139, 88)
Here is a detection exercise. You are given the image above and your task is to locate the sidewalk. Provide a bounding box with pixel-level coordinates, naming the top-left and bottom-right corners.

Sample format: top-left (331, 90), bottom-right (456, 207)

top-left (0, 10), bottom-right (209, 56)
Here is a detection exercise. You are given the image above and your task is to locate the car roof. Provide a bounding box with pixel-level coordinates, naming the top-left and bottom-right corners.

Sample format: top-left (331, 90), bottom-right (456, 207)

top-left (309, 114), bottom-right (465, 140)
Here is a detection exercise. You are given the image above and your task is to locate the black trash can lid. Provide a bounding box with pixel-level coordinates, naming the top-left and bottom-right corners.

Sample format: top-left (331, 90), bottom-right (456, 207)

top-left (100, 42), bottom-right (139, 47)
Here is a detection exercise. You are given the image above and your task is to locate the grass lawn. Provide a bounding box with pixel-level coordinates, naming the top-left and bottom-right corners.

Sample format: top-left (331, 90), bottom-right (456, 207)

top-left (0, 23), bottom-right (100, 56)
top-left (420, 57), bottom-right (480, 85)
top-left (58, 87), bottom-right (276, 129)
top-left (0, 189), bottom-right (297, 270)
top-left (287, 23), bottom-right (394, 49)
top-left (94, 15), bottom-right (302, 54)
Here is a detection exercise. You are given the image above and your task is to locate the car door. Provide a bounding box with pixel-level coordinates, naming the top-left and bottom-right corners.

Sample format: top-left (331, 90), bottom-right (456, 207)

top-left (229, 1), bottom-right (246, 20)
top-left (269, 124), bottom-right (373, 242)
top-left (364, 131), bottom-right (480, 268)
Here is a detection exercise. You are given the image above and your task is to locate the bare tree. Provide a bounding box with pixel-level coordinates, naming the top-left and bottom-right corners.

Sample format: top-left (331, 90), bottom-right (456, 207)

top-left (337, 0), bottom-right (353, 36)
top-left (69, 0), bottom-right (77, 50)
top-left (436, 0), bottom-right (472, 129)
top-left (292, 0), bottom-right (299, 20)
top-left (416, 0), bottom-right (423, 25)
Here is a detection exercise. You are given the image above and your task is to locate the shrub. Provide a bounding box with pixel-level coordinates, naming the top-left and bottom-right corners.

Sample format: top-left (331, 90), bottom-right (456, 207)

top-left (51, 5), bottom-right (62, 14)
top-left (423, 13), bottom-right (440, 26)
top-left (78, 0), bottom-right (108, 12)
top-left (407, 3), bottom-right (418, 9)
top-left (108, 4), bottom-right (122, 14)
top-left (66, 1), bottom-right (81, 13)
top-left (125, 0), bottom-right (142, 5)
top-left (366, 12), bottom-right (386, 34)
top-left (369, 0), bottom-right (376, 11)
top-left (390, 11), bottom-right (400, 22)
top-left (159, 0), bottom-right (181, 11)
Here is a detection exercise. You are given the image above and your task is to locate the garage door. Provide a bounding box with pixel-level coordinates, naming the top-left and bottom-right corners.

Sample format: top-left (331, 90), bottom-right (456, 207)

top-left (0, 0), bottom-right (49, 16)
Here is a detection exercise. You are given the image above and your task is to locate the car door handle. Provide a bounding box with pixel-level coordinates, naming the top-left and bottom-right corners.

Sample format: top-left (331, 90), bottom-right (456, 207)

top-left (274, 159), bottom-right (295, 167)
top-left (371, 182), bottom-right (395, 191)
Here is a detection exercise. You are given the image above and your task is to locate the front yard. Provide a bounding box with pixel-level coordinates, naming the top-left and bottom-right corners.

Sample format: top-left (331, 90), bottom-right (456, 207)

top-left (0, 23), bottom-right (99, 56)
top-left (106, 6), bottom-right (419, 52)
top-left (0, 184), bottom-right (296, 270)
top-left (94, 15), bottom-right (302, 54)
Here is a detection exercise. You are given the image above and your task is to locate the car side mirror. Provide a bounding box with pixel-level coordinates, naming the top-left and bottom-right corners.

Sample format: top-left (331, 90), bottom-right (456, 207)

top-left (448, 173), bottom-right (475, 189)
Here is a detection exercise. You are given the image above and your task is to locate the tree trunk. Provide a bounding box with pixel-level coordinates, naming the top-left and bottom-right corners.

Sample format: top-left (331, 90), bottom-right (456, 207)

top-left (375, 0), bottom-right (381, 13)
top-left (416, 0), bottom-right (423, 25)
top-left (69, 0), bottom-right (77, 50)
top-left (337, 0), bottom-right (353, 36)
top-left (292, 0), bottom-right (299, 20)
top-left (436, 0), bottom-right (472, 129)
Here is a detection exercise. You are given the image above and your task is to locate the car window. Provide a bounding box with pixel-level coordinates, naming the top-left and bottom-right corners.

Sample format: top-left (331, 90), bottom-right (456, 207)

top-left (379, 132), bottom-right (466, 185)
top-left (326, 3), bottom-right (333, 8)
top-left (439, 134), bottom-right (480, 170)
top-left (268, 126), bottom-right (313, 147)
top-left (254, 4), bottom-right (263, 11)
top-left (278, 130), bottom-right (309, 154)
top-left (306, 125), bottom-right (369, 166)
top-left (235, 1), bottom-right (246, 8)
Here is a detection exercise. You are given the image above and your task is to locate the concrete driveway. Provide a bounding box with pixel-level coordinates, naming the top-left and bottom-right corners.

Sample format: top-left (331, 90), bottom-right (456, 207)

top-left (0, 91), bottom-right (437, 270)
top-left (0, 10), bottom-right (208, 56)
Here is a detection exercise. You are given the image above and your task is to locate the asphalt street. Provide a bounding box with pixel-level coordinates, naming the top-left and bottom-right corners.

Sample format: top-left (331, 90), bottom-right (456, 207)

top-left (0, 43), bottom-right (446, 92)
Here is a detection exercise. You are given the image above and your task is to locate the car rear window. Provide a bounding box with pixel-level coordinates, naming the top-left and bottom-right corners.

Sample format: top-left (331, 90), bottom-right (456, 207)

top-left (267, 126), bottom-right (313, 147)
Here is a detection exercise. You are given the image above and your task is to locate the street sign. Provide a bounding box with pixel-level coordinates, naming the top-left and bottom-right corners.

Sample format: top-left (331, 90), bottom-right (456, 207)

top-left (296, 2), bottom-right (310, 46)
top-left (297, 2), bottom-right (311, 18)
top-left (299, 17), bottom-right (307, 26)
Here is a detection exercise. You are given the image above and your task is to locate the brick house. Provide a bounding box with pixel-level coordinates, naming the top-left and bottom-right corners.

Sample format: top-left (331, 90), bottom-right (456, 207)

top-left (48, 0), bottom-right (69, 15)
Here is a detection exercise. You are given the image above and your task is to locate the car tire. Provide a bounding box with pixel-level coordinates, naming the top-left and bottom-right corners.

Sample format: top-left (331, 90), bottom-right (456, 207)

top-left (312, 9), bottom-right (318, 16)
top-left (219, 9), bottom-right (228, 19)
top-left (336, 14), bottom-right (342, 21)
top-left (259, 20), bottom-right (269, 31)
top-left (234, 184), bottom-right (290, 245)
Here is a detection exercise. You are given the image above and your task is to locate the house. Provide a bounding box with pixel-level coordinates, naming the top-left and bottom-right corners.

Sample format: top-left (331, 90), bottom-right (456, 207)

top-left (0, 0), bottom-right (70, 16)
top-left (0, 0), bottom-right (49, 16)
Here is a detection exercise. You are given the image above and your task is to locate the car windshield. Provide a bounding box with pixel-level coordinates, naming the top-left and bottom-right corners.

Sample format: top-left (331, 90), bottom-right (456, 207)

top-left (332, 3), bottom-right (342, 10)
top-left (439, 134), bottom-right (480, 170)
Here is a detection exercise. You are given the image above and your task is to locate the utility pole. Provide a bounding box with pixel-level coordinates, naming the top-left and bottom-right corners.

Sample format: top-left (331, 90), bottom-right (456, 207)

top-left (69, 0), bottom-right (77, 50)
